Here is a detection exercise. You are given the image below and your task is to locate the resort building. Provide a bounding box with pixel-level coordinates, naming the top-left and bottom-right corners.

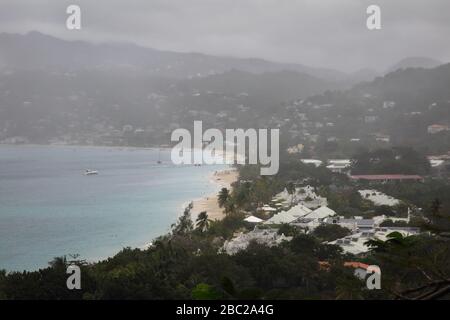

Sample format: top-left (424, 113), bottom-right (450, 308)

top-left (264, 204), bottom-right (312, 224)
top-left (304, 206), bottom-right (336, 220)
top-left (222, 228), bottom-right (292, 255)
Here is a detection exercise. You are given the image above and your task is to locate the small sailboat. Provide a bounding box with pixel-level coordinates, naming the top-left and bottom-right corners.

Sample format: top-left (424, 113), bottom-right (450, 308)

top-left (84, 169), bottom-right (98, 176)
top-left (157, 147), bottom-right (162, 164)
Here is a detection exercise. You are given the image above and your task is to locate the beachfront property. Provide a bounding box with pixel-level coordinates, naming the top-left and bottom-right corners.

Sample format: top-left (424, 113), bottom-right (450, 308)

top-left (228, 182), bottom-right (421, 257)
top-left (264, 204), bottom-right (312, 224)
top-left (290, 206), bottom-right (337, 230)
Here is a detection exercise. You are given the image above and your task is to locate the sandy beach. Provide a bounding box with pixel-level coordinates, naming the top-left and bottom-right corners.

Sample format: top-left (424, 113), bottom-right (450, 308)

top-left (191, 169), bottom-right (238, 221)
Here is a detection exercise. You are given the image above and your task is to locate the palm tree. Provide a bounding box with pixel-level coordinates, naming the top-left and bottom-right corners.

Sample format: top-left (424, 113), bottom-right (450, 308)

top-left (286, 182), bottom-right (296, 206)
top-left (218, 188), bottom-right (230, 208)
top-left (172, 203), bottom-right (194, 235)
top-left (196, 211), bottom-right (211, 232)
top-left (365, 231), bottom-right (413, 252)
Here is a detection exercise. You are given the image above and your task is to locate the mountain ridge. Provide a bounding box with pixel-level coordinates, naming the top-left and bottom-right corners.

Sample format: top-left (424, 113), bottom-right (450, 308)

top-left (0, 31), bottom-right (348, 81)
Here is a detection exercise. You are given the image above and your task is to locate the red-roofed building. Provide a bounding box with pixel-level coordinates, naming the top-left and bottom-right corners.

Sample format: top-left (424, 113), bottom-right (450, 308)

top-left (344, 262), bottom-right (370, 280)
top-left (318, 261), bottom-right (370, 280)
top-left (344, 262), bottom-right (369, 270)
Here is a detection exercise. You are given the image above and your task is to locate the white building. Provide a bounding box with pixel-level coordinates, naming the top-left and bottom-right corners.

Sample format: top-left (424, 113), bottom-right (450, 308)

top-left (329, 228), bottom-right (420, 255)
top-left (222, 228), bottom-right (292, 255)
top-left (304, 206), bottom-right (336, 220)
top-left (244, 216), bottom-right (264, 224)
top-left (326, 159), bottom-right (352, 173)
top-left (264, 204), bottom-right (312, 224)
top-left (301, 159), bottom-right (323, 167)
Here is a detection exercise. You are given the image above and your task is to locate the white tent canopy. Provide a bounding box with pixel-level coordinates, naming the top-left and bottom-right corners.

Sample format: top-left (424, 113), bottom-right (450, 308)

top-left (304, 206), bottom-right (336, 220)
top-left (244, 216), bottom-right (264, 223)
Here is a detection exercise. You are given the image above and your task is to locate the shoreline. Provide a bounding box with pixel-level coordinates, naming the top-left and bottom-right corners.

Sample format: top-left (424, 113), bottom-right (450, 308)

top-left (191, 168), bottom-right (239, 222)
top-left (139, 168), bottom-right (238, 251)
top-left (0, 144), bottom-right (239, 268)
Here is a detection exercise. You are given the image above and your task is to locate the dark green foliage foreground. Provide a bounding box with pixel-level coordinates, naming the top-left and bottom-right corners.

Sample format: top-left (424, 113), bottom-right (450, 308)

top-left (1, 151), bottom-right (449, 300)
top-left (0, 210), bottom-right (449, 300)
top-left (0, 211), bottom-right (345, 299)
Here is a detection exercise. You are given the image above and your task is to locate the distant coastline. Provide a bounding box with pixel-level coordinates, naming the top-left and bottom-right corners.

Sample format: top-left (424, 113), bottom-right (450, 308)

top-left (0, 142), bottom-right (169, 151)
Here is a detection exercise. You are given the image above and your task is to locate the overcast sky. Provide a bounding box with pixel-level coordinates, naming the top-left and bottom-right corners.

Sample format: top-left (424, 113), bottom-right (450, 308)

top-left (0, 0), bottom-right (449, 72)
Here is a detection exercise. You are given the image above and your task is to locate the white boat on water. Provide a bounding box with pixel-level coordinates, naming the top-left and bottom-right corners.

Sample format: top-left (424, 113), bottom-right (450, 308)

top-left (84, 169), bottom-right (98, 176)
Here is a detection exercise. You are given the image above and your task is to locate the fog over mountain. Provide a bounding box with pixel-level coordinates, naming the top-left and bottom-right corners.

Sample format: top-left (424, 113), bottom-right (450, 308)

top-left (0, 31), bottom-right (347, 81)
top-left (0, 32), bottom-right (345, 145)
top-left (0, 31), bottom-right (448, 148)
top-left (1, 0), bottom-right (450, 72)
top-left (386, 57), bottom-right (443, 74)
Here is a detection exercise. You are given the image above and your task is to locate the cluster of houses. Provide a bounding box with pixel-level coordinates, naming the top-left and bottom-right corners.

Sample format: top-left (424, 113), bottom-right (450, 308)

top-left (328, 226), bottom-right (419, 255)
top-left (300, 154), bottom-right (450, 180)
top-left (222, 186), bottom-right (420, 256)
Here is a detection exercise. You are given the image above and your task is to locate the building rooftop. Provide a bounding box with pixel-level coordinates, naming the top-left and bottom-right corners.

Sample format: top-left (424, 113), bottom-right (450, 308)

top-left (350, 174), bottom-right (423, 181)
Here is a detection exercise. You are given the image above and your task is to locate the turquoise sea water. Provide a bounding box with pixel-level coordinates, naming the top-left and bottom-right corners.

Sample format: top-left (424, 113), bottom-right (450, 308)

top-left (0, 145), bottom-right (224, 271)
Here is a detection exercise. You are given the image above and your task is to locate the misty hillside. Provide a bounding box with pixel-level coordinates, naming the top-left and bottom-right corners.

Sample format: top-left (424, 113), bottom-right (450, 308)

top-left (1, 31), bottom-right (448, 150)
top-left (0, 31), bottom-right (347, 81)
top-left (0, 32), bottom-right (353, 145)
top-left (284, 63), bottom-right (450, 155)
top-left (176, 69), bottom-right (339, 105)
top-left (386, 57), bottom-right (443, 73)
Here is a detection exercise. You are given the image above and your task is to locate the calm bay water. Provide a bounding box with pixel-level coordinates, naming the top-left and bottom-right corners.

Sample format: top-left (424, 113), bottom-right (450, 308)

top-left (0, 145), bottom-right (224, 271)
